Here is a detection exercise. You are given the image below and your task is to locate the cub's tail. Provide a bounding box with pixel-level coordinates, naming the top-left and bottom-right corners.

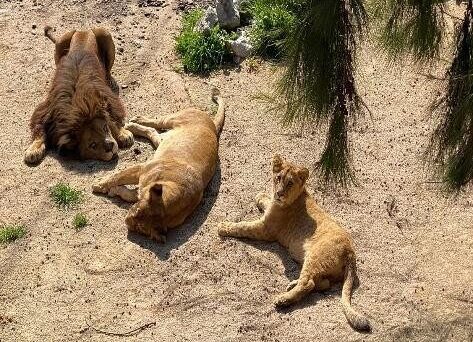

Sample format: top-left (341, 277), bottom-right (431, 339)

top-left (341, 257), bottom-right (371, 332)
top-left (44, 25), bottom-right (57, 43)
top-left (211, 88), bottom-right (225, 136)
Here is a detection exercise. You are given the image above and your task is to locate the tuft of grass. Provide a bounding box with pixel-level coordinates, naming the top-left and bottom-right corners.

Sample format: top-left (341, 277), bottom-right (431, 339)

top-left (0, 224), bottom-right (26, 244)
top-left (176, 9), bottom-right (230, 73)
top-left (72, 213), bottom-right (88, 230)
top-left (245, 0), bottom-right (299, 59)
top-left (50, 183), bottom-right (83, 209)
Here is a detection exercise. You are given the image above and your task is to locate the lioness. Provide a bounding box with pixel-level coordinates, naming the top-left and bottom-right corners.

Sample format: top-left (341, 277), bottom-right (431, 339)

top-left (24, 26), bottom-right (134, 165)
top-left (218, 155), bottom-right (371, 331)
top-left (92, 90), bottom-right (225, 242)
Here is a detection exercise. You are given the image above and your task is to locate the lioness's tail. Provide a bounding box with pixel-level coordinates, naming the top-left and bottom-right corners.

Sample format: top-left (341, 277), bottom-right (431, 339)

top-left (211, 88), bottom-right (225, 136)
top-left (341, 257), bottom-right (371, 332)
top-left (44, 25), bottom-right (57, 43)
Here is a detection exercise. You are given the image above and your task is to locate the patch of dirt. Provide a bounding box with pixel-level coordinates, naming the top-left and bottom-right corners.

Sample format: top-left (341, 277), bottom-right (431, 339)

top-left (0, 1), bottom-right (472, 341)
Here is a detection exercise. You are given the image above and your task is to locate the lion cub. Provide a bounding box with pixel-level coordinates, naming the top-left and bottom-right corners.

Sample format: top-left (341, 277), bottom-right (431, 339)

top-left (218, 155), bottom-right (371, 331)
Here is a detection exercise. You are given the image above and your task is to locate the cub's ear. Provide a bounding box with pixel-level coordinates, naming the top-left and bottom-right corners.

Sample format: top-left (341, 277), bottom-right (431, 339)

top-left (272, 154), bottom-right (284, 173)
top-left (149, 183), bottom-right (163, 202)
top-left (298, 167), bottom-right (310, 183)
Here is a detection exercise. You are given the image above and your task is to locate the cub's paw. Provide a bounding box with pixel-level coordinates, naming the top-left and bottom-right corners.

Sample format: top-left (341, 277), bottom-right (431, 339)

top-left (217, 221), bottom-right (234, 237)
top-left (92, 182), bottom-right (108, 194)
top-left (255, 192), bottom-right (269, 211)
top-left (24, 143), bottom-right (46, 165)
top-left (273, 293), bottom-right (291, 308)
top-left (286, 280), bottom-right (298, 292)
top-left (117, 128), bottom-right (134, 148)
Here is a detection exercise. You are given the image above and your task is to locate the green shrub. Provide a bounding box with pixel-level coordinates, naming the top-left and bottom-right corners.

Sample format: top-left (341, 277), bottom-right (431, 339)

top-left (246, 0), bottom-right (299, 58)
top-left (72, 213), bottom-right (88, 230)
top-left (0, 224), bottom-right (26, 243)
top-left (176, 9), bottom-right (230, 73)
top-left (50, 183), bottom-right (83, 209)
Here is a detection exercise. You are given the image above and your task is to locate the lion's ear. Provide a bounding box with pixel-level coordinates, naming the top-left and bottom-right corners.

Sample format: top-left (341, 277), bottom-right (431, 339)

top-left (149, 183), bottom-right (164, 203)
top-left (57, 134), bottom-right (71, 147)
top-left (273, 154), bottom-right (284, 173)
top-left (298, 167), bottom-right (309, 183)
top-left (57, 134), bottom-right (77, 156)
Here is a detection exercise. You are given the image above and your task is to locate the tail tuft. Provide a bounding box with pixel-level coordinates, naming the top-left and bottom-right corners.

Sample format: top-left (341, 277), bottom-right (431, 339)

top-left (341, 258), bottom-right (371, 332)
top-left (211, 88), bottom-right (225, 136)
top-left (44, 25), bottom-right (56, 43)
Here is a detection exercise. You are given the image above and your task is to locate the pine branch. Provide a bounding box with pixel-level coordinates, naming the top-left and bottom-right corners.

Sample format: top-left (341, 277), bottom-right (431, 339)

top-left (376, 0), bottom-right (448, 62)
top-left (278, 0), bottom-right (366, 187)
top-left (428, 0), bottom-right (473, 189)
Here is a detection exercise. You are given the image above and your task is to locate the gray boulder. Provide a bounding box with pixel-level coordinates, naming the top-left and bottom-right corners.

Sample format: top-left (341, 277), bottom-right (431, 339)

top-left (229, 30), bottom-right (253, 59)
top-left (195, 6), bottom-right (219, 34)
top-left (216, 0), bottom-right (240, 30)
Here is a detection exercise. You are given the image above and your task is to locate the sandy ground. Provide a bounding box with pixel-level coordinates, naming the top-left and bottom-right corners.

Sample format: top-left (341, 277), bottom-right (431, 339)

top-left (1, 1), bottom-right (472, 341)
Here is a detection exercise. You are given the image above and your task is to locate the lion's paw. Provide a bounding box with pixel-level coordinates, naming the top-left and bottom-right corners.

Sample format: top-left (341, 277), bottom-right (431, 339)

top-left (286, 280), bottom-right (298, 292)
top-left (217, 221), bottom-right (234, 237)
top-left (24, 143), bottom-right (46, 165)
top-left (273, 293), bottom-right (291, 307)
top-left (92, 183), bottom-right (108, 194)
top-left (117, 128), bottom-right (134, 148)
top-left (129, 116), bottom-right (146, 124)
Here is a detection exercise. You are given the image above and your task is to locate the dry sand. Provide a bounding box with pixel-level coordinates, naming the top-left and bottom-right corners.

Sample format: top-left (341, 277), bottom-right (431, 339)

top-left (0, 1), bottom-right (472, 341)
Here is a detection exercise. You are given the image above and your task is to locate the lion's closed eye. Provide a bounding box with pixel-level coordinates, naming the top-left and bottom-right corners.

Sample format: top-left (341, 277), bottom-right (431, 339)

top-left (89, 142), bottom-right (97, 150)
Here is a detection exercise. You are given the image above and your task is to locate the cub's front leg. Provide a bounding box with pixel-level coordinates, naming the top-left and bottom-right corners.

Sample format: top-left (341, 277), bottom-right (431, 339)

top-left (107, 186), bottom-right (138, 203)
top-left (218, 219), bottom-right (273, 241)
top-left (92, 164), bottom-right (143, 195)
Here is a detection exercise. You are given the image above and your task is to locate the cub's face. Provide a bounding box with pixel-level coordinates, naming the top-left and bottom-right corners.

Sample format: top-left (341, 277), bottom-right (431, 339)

top-left (125, 182), bottom-right (166, 243)
top-left (78, 117), bottom-right (118, 161)
top-left (272, 154), bottom-right (309, 206)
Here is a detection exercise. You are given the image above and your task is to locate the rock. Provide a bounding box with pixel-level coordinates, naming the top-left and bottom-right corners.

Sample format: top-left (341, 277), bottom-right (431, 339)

top-left (228, 30), bottom-right (253, 59)
top-left (195, 6), bottom-right (218, 34)
top-left (216, 0), bottom-right (240, 30)
top-left (138, 0), bottom-right (164, 7)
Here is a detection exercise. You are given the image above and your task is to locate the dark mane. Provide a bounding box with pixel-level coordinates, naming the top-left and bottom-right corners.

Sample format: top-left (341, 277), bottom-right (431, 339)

top-left (30, 50), bottom-right (125, 148)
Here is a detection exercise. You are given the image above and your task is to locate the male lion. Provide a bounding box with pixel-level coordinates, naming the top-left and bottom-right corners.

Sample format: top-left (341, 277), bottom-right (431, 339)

top-left (92, 90), bottom-right (225, 242)
top-left (24, 26), bottom-right (134, 165)
top-left (218, 155), bottom-right (371, 331)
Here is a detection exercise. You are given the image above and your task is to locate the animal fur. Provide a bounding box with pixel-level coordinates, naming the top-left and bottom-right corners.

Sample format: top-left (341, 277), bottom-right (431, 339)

top-left (92, 90), bottom-right (225, 242)
top-left (218, 155), bottom-right (371, 332)
top-left (24, 26), bottom-right (133, 165)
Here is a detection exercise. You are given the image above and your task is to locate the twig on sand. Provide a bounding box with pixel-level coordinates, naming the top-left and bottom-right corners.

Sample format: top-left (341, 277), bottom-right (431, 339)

top-left (418, 72), bottom-right (446, 81)
top-left (84, 320), bottom-right (156, 337)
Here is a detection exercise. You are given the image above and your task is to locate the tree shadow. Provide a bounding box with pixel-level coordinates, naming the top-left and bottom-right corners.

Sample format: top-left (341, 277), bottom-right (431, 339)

top-left (57, 156), bottom-right (120, 173)
top-left (127, 160), bottom-right (222, 260)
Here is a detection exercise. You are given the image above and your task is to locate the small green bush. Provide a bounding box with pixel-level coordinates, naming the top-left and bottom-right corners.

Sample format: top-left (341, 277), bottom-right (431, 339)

top-left (0, 224), bottom-right (26, 243)
top-left (50, 183), bottom-right (83, 209)
top-left (72, 213), bottom-right (88, 230)
top-left (176, 9), bottom-right (230, 73)
top-left (247, 0), bottom-right (298, 58)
